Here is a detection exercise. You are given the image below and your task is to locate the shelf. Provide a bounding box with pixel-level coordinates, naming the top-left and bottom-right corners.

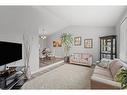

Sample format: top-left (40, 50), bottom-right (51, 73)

top-left (6, 73), bottom-right (24, 89)
top-left (100, 35), bottom-right (117, 60)
top-left (101, 53), bottom-right (116, 55)
top-left (0, 66), bottom-right (25, 89)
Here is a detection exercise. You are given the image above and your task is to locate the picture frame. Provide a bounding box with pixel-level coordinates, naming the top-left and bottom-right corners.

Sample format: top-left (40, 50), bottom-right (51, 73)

top-left (53, 39), bottom-right (62, 47)
top-left (74, 37), bottom-right (81, 46)
top-left (84, 39), bottom-right (93, 48)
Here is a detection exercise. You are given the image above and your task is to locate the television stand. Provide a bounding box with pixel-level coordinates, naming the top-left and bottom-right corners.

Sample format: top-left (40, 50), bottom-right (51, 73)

top-left (0, 66), bottom-right (26, 89)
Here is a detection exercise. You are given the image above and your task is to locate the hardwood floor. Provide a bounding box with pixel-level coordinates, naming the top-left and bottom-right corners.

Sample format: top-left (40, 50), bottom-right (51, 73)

top-left (39, 58), bottom-right (63, 68)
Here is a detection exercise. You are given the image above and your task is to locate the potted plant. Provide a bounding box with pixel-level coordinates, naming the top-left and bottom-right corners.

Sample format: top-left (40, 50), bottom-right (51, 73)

top-left (61, 33), bottom-right (73, 62)
top-left (116, 68), bottom-right (127, 89)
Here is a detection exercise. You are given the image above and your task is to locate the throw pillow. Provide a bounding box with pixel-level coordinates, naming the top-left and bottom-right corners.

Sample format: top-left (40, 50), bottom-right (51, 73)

top-left (74, 53), bottom-right (81, 59)
top-left (97, 58), bottom-right (112, 68)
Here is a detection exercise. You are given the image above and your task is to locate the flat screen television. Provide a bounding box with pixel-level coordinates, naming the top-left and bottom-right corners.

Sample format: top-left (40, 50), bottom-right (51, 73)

top-left (0, 41), bottom-right (22, 66)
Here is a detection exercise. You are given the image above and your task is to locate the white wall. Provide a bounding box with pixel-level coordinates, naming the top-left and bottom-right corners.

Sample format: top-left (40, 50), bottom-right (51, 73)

top-left (47, 25), bottom-right (116, 62)
top-left (0, 26), bottom-right (23, 71)
top-left (0, 7), bottom-right (42, 74)
top-left (0, 6), bottom-right (69, 74)
top-left (0, 7), bottom-right (24, 71)
top-left (116, 8), bottom-right (127, 62)
top-left (0, 6), bottom-right (123, 73)
top-left (34, 7), bottom-right (70, 36)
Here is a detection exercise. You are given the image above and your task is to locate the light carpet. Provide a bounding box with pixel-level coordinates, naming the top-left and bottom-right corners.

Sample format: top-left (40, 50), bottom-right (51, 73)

top-left (22, 64), bottom-right (92, 89)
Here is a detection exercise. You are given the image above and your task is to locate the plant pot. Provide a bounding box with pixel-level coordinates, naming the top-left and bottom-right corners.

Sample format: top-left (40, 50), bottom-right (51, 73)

top-left (64, 56), bottom-right (70, 63)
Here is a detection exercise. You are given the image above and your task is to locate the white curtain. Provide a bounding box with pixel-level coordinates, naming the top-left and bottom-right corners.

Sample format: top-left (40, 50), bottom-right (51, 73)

top-left (120, 18), bottom-right (127, 62)
top-left (23, 33), bottom-right (32, 79)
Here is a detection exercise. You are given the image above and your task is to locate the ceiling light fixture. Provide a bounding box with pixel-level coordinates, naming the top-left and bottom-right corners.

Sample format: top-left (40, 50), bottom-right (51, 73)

top-left (39, 26), bottom-right (47, 39)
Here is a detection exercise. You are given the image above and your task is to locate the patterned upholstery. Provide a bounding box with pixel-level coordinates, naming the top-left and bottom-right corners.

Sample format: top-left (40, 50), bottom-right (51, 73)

top-left (69, 53), bottom-right (92, 66)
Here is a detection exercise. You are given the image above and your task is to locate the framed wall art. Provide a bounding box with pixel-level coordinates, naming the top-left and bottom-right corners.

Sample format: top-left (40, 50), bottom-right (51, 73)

top-left (53, 39), bottom-right (62, 47)
top-left (74, 37), bottom-right (81, 46)
top-left (84, 39), bottom-right (93, 48)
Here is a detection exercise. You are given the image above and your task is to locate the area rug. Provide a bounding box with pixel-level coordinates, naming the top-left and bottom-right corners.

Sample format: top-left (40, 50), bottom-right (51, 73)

top-left (22, 64), bottom-right (92, 89)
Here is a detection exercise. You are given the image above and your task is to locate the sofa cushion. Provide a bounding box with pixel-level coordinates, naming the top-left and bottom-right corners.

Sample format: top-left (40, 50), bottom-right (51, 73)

top-left (71, 58), bottom-right (79, 63)
top-left (94, 67), bottom-right (112, 78)
top-left (109, 61), bottom-right (123, 78)
top-left (98, 62), bottom-right (109, 68)
top-left (95, 65), bottom-right (109, 71)
top-left (92, 73), bottom-right (113, 80)
top-left (81, 53), bottom-right (90, 59)
top-left (109, 59), bottom-right (119, 70)
top-left (84, 58), bottom-right (88, 61)
top-left (79, 59), bottom-right (88, 63)
top-left (70, 53), bottom-right (92, 66)
top-left (98, 58), bottom-right (112, 68)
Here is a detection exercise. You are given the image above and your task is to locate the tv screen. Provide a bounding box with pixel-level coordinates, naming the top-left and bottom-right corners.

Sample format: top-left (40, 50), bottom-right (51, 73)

top-left (0, 41), bottom-right (22, 66)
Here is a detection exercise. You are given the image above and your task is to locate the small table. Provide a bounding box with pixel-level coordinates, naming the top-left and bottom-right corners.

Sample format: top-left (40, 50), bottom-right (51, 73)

top-left (0, 66), bottom-right (26, 89)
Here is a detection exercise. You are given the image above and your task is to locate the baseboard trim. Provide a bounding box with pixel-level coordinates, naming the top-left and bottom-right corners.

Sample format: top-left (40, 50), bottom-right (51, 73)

top-left (68, 63), bottom-right (91, 68)
top-left (31, 60), bottom-right (64, 76)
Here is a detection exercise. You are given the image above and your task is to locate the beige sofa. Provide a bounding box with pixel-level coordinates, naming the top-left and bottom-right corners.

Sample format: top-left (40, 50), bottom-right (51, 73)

top-left (91, 59), bottom-right (127, 89)
top-left (69, 53), bottom-right (92, 66)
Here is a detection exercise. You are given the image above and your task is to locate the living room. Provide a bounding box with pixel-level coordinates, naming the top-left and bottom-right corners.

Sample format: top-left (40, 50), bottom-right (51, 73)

top-left (39, 6), bottom-right (119, 65)
top-left (0, 5), bottom-right (127, 90)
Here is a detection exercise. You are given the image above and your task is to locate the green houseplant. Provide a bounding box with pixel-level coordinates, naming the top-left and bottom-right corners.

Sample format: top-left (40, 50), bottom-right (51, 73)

top-left (116, 68), bottom-right (127, 89)
top-left (61, 33), bottom-right (73, 62)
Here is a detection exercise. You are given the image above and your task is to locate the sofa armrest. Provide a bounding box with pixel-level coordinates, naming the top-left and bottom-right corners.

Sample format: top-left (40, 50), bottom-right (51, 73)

top-left (91, 76), bottom-right (121, 89)
top-left (69, 55), bottom-right (74, 63)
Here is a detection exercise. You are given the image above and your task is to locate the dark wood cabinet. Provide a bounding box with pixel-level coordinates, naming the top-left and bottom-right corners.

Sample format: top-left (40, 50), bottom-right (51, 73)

top-left (100, 35), bottom-right (117, 60)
